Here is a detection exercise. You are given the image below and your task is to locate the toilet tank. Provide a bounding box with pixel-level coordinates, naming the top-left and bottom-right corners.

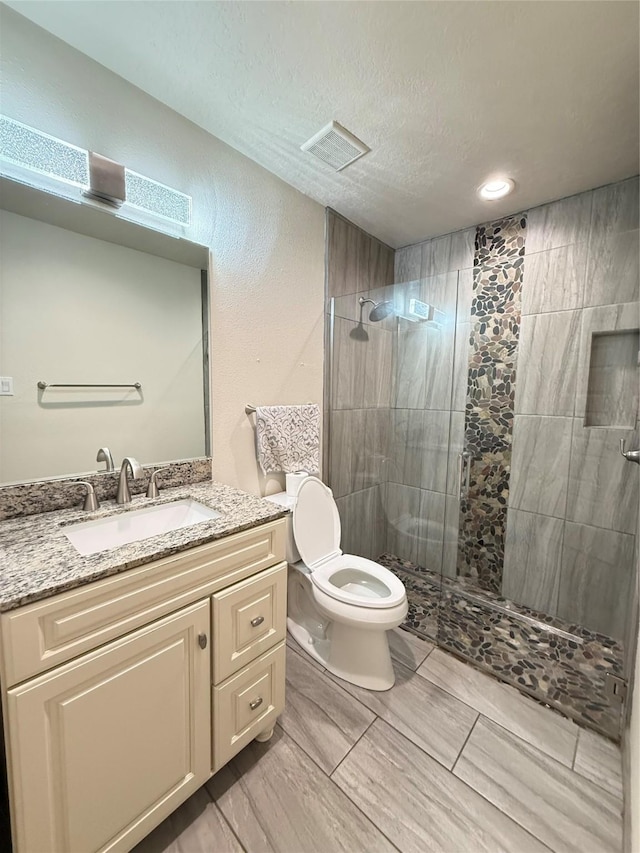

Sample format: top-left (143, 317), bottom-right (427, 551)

top-left (263, 491), bottom-right (300, 564)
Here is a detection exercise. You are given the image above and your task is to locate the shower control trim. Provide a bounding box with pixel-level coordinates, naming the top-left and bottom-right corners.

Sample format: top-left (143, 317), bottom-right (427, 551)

top-left (619, 439), bottom-right (640, 464)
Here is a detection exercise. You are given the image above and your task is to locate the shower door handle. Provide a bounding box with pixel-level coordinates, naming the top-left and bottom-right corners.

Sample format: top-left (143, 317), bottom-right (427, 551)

top-left (457, 451), bottom-right (472, 497)
top-left (620, 439), bottom-right (640, 464)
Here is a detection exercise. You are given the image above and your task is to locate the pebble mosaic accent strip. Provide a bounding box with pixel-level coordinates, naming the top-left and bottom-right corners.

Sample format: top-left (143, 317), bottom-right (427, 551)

top-left (381, 554), bottom-right (623, 740)
top-left (0, 458), bottom-right (213, 521)
top-left (458, 215), bottom-right (526, 591)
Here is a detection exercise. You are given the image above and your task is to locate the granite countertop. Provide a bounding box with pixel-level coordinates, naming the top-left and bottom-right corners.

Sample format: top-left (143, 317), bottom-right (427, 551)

top-left (0, 482), bottom-right (288, 612)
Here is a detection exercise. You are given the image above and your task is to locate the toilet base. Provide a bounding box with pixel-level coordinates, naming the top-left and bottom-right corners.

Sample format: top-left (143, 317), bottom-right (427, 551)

top-left (287, 564), bottom-right (405, 692)
top-left (287, 619), bottom-right (395, 691)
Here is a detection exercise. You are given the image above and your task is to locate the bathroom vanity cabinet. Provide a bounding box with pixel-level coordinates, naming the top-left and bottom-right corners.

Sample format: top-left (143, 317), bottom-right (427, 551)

top-left (0, 518), bottom-right (287, 853)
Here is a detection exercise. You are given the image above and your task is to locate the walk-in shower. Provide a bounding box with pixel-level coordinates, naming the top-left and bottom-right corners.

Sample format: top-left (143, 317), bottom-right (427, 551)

top-left (325, 180), bottom-right (639, 740)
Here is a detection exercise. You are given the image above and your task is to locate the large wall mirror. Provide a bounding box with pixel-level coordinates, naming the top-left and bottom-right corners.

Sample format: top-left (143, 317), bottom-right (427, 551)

top-left (0, 178), bottom-right (210, 485)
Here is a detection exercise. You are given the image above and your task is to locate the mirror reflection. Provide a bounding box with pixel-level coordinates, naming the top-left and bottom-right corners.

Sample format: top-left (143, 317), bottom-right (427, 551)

top-left (0, 180), bottom-right (210, 485)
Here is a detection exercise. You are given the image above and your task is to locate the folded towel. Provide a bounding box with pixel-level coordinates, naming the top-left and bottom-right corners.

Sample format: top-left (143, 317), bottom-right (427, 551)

top-left (255, 404), bottom-right (320, 475)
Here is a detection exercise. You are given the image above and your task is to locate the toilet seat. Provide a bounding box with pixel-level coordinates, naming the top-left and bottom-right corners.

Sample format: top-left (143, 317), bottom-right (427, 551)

top-left (293, 477), bottom-right (405, 610)
top-left (311, 554), bottom-right (406, 609)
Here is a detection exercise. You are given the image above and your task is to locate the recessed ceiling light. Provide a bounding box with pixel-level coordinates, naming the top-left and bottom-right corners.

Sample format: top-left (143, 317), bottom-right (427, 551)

top-left (478, 178), bottom-right (515, 200)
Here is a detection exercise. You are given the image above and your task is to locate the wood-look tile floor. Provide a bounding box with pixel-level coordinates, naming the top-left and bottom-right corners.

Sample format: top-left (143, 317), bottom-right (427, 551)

top-left (135, 629), bottom-right (623, 853)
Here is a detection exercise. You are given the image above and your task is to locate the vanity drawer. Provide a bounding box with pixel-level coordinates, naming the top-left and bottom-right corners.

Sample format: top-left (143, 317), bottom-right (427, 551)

top-left (1, 519), bottom-right (285, 687)
top-left (212, 642), bottom-right (285, 772)
top-left (212, 562), bottom-right (287, 683)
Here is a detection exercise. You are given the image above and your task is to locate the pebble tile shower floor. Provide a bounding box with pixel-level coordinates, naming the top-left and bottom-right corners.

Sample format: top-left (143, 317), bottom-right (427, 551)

top-left (135, 630), bottom-right (623, 853)
top-left (380, 555), bottom-right (624, 740)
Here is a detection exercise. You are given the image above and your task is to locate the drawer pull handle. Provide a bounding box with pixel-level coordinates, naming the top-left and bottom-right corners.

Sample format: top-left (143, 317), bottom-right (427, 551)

top-left (249, 697), bottom-right (263, 711)
top-left (198, 633), bottom-right (208, 649)
top-left (251, 616), bottom-right (265, 627)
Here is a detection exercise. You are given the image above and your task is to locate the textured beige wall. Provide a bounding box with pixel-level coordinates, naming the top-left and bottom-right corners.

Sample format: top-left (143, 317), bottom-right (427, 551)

top-left (1, 8), bottom-right (325, 496)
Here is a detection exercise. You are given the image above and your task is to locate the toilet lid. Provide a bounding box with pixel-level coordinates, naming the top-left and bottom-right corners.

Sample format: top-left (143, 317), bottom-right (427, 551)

top-left (292, 477), bottom-right (341, 569)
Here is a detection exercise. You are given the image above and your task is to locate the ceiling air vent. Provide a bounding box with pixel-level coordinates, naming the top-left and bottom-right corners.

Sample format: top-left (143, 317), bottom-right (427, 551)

top-left (300, 121), bottom-right (370, 171)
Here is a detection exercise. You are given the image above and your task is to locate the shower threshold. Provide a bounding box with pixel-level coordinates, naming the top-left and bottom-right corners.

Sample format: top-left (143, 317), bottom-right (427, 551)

top-left (445, 588), bottom-right (583, 644)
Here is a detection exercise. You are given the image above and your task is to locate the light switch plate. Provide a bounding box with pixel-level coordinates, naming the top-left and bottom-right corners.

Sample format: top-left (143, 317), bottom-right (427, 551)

top-left (0, 377), bottom-right (14, 395)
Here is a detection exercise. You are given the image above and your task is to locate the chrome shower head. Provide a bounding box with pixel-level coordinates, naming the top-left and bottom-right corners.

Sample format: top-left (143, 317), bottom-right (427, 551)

top-left (358, 297), bottom-right (395, 322)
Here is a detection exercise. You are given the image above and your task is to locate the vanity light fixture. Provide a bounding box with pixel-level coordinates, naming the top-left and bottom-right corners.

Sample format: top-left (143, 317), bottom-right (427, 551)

top-left (0, 115), bottom-right (191, 229)
top-left (478, 177), bottom-right (515, 201)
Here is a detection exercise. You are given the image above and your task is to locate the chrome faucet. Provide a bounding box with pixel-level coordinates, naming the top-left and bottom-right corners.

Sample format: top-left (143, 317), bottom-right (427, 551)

top-left (116, 457), bottom-right (144, 504)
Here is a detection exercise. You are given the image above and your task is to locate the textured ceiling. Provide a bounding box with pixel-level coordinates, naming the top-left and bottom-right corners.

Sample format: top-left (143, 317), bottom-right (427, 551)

top-left (5, 1), bottom-right (640, 248)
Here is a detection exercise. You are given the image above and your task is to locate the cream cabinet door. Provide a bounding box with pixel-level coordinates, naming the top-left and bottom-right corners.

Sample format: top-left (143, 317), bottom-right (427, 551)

top-left (6, 599), bottom-right (211, 853)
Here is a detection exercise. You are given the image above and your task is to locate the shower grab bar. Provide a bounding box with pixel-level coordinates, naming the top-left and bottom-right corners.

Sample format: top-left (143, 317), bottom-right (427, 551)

top-left (38, 381), bottom-right (142, 390)
top-left (457, 451), bottom-right (471, 498)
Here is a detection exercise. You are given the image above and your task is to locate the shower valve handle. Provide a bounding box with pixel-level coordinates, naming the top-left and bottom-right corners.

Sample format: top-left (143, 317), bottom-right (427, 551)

top-left (620, 439), bottom-right (640, 464)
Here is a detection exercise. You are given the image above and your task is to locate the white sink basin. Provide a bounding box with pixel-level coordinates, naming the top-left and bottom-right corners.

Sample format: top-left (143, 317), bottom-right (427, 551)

top-left (64, 499), bottom-right (222, 556)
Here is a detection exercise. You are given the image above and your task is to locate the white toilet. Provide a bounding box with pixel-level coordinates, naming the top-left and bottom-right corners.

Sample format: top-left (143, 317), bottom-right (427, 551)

top-left (266, 476), bottom-right (408, 691)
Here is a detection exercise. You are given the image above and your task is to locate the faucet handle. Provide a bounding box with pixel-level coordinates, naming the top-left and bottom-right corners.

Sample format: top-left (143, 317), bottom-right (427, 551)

top-left (146, 467), bottom-right (169, 499)
top-left (76, 481), bottom-right (100, 511)
top-left (620, 439), bottom-right (640, 464)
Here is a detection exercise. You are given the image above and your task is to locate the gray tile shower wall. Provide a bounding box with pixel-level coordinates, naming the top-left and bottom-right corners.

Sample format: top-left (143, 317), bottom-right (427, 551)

top-left (336, 484), bottom-right (387, 562)
top-left (327, 210), bottom-right (395, 301)
top-left (329, 408), bottom-right (390, 498)
top-left (509, 415), bottom-right (573, 517)
top-left (388, 229), bottom-right (474, 576)
top-left (558, 522), bottom-right (635, 639)
top-left (325, 209), bottom-right (395, 555)
top-left (515, 310), bottom-right (581, 416)
top-left (502, 509), bottom-right (563, 614)
top-left (509, 176), bottom-right (639, 638)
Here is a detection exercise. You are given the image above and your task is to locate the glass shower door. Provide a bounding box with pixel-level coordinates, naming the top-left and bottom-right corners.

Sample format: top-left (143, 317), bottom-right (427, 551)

top-left (381, 271), bottom-right (461, 642)
top-left (326, 268), bottom-right (460, 643)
